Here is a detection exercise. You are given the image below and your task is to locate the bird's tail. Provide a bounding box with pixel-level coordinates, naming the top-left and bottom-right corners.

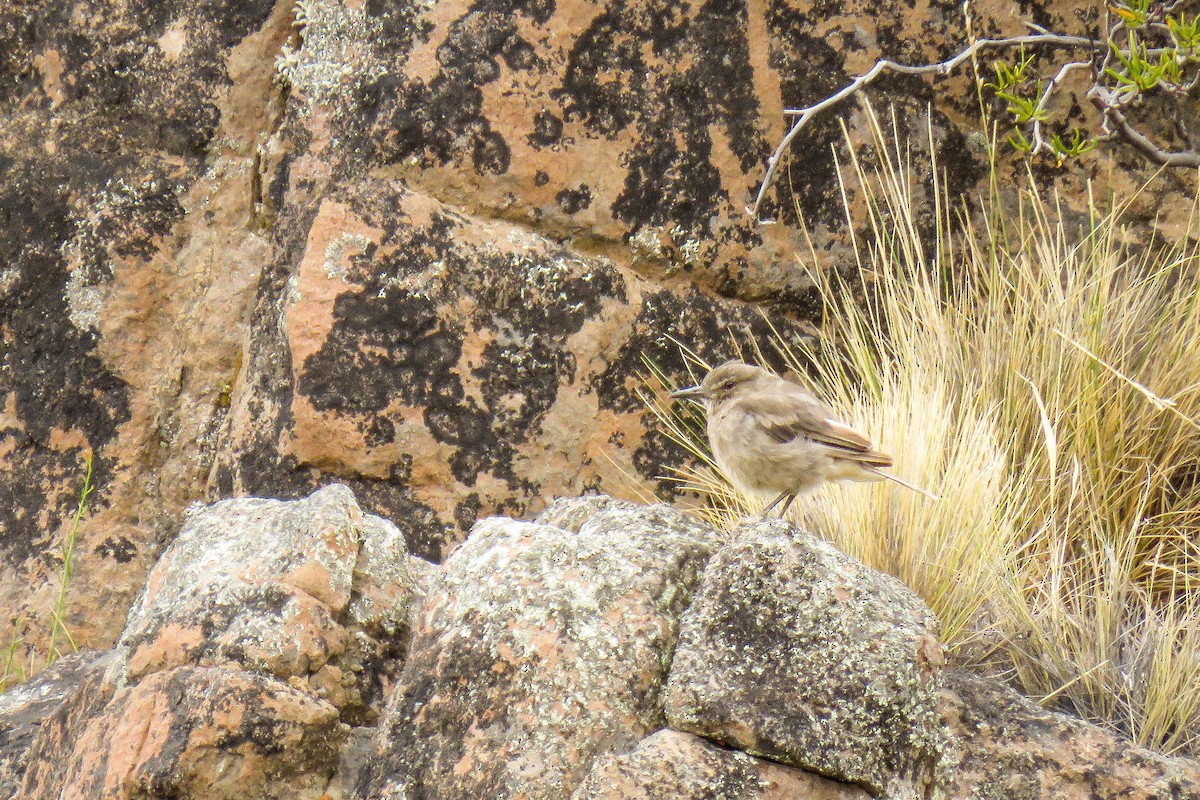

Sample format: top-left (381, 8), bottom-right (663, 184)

top-left (876, 471), bottom-right (941, 501)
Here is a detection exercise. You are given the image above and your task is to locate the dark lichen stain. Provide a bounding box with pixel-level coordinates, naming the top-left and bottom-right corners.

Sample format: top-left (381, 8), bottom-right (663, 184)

top-left (476, 339), bottom-right (575, 440)
top-left (593, 287), bottom-right (788, 415)
top-left (553, 0), bottom-right (766, 231)
top-left (454, 493), bottom-right (483, 532)
top-left (368, 0), bottom-right (570, 175)
top-left (555, 184), bottom-right (591, 213)
top-left (533, 169), bottom-right (550, 186)
top-left (760, 11), bottom-right (849, 229)
top-left (95, 535), bottom-right (139, 564)
top-left (527, 110), bottom-right (564, 150)
top-left (299, 289), bottom-right (463, 415)
top-left (363, 414), bottom-right (397, 447)
top-left (0, 165), bottom-right (130, 567)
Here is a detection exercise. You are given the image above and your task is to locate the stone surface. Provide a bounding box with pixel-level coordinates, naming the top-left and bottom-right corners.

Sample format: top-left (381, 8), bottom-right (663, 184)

top-left (664, 518), bottom-right (944, 796)
top-left (0, 0), bottom-right (292, 662)
top-left (210, 175), bottom-right (800, 564)
top-left (5, 3), bottom-right (1200, 792)
top-left (357, 496), bottom-right (721, 799)
top-left (0, 651), bottom-right (117, 797)
top-left (8, 0), bottom-right (1186, 670)
top-left (940, 670), bottom-right (1200, 799)
top-left (21, 665), bottom-right (344, 800)
top-left (117, 484), bottom-right (416, 719)
top-left (571, 729), bottom-right (871, 800)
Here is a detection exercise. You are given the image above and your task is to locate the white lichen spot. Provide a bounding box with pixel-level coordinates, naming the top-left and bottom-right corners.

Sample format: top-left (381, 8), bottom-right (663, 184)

top-left (59, 176), bottom-right (173, 333)
top-left (628, 226), bottom-right (668, 260)
top-left (0, 268), bottom-right (19, 298)
top-left (377, 259), bottom-right (445, 299)
top-left (63, 269), bottom-right (105, 332)
top-left (322, 231), bottom-right (372, 280)
top-left (274, 0), bottom-right (388, 111)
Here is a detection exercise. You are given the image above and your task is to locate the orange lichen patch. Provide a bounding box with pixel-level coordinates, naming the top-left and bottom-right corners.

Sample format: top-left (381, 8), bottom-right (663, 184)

top-left (156, 21), bottom-right (188, 63)
top-left (306, 663), bottom-right (350, 708)
top-left (285, 556), bottom-right (348, 606)
top-left (32, 49), bottom-right (65, 108)
top-left (90, 686), bottom-right (172, 797)
top-left (46, 427), bottom-right (90, 453)
top-left (124, 623), bottom-right (206, 680)
top-left (287, 199), bottom-right (382, 367)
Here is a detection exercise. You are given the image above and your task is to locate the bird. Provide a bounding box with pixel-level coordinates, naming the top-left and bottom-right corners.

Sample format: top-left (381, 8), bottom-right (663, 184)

top-left (671, 360), bottom-right (938, 517)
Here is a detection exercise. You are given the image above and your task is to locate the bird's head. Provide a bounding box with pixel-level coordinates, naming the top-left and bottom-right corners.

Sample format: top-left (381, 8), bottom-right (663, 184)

top-left (671, 360), bottom-right (764, 406)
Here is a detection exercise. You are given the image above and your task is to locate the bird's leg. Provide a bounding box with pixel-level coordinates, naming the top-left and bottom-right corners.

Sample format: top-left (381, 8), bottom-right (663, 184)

top-left (761, 491), bottom-right (792, 517)
top-left (777, 493), bottom-right (798, 519)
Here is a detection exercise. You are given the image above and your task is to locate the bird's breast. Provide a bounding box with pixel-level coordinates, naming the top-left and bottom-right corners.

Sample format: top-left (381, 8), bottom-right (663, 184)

top-left (707, 406), bottom-right (830, 495)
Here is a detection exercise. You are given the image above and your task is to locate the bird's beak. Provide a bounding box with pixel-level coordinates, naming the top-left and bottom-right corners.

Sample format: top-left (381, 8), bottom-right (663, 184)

top-left (670, 385), bottom-right (707, 401)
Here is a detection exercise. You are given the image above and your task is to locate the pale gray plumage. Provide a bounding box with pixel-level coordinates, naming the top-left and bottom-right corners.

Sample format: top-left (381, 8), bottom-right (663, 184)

top-left (672, 360), bottom-right (937, 516)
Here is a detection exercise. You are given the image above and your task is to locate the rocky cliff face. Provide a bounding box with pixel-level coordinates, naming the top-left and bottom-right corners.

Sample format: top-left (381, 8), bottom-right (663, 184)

top-left (3, 488), bottom-right (1197, 799)
top-left (0, 0), bottom-right (1191, 690)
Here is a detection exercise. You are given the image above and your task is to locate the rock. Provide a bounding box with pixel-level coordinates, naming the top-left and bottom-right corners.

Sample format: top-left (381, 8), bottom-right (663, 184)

top-left (211, 177), bottom-right (801, 562)
top-left (357, 496), bottom-right (721, 799)
top-left (940, 670), bottom-right (1200, 799)
top-left (664, 519), bottom-right (944, 796)
top-left (117, 484), bottom-right (417, 719)
top-left (323, 726), bottom-right (378, 800)
top-left (4, 0), bottom-right (1192, 674)
top-left (571, 729), bottom-right (871, 800)
top-left (0, 651), bottom-right (118, 797)
top-left (21, 665), bottom-right (344, 800)
top-left (0, 0), bottom-right (294, 660)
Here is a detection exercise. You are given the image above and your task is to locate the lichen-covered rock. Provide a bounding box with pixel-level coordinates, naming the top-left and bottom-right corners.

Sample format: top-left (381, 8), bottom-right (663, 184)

top-left (117, 484), bottom-right (416, 718)
top-left (357, 496), bottom-right (722, 799)
top-left (0, 651), bottom-right (117, 796)
top-left (664, 518), bottom-right (944, 796)
top-left (212, 176), bottom-right (801, 562)
top-left (940, 670), bottom-right (1200, 799)
top-left (21, 665), bottom-right (344, 800)
top-left (571, 729), bottom-right (872, 800)
top-left (0, 0), bottom-right (293, 662)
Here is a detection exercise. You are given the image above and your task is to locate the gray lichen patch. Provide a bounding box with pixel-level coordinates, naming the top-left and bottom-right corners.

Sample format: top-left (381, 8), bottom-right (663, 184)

top-left (274, 0), bottom-right (387, 111)
top-left (572, 728), bottom-right (871, 800)
top-left (664, 518), bottom-right (945, 797)
top-left (115, 484), bottom-right (418, 718)
top-left (359, 496), bottom-right (721, 800)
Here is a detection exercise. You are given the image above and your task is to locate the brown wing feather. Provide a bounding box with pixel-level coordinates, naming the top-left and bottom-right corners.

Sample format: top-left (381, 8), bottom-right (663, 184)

top-left (734, 391), bottom-right (893, 468)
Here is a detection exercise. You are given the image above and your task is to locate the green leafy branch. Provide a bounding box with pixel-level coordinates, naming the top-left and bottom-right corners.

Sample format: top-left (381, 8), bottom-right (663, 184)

top-left (749, 3), bottom-right (1200, 217)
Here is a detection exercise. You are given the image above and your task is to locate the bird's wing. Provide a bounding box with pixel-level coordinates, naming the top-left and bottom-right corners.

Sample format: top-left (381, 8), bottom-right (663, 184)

top-left (734, 391), bottom-right (894, 468)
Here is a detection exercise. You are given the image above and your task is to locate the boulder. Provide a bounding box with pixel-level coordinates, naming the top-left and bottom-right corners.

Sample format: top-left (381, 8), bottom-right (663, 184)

top-left (571, 729), bottom-right (871, 800)
top-left (117, 484), bottom-right (419, 719)
top-left (664, 519), bottom-right (945, 796)
top-left (940, 670), bottom-right (1200, 799)
top-left (0, 651), bottom-right (118, 796)
top-left (6, 494), bottom-right (1200, 799)
top-left (357, 496), bottom-right (721, 799)
top-left (22, 665), bottom-right (343, 800)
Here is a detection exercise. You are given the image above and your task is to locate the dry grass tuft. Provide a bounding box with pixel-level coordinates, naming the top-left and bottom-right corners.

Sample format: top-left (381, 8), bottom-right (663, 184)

top-left (642, 105), bottom-right (1200, 755)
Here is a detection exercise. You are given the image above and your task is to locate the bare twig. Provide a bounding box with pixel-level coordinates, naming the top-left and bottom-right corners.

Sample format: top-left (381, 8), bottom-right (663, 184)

top-left (748, 33), bottom-right (1101, 220)
top-left (1088, 87), bottom-right (1200, 167)
top-left (1030, 61), bottom-right (1094, 155)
